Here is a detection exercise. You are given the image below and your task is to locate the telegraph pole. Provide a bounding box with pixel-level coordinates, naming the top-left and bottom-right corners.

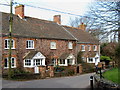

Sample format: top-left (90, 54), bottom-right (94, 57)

top-left (8, 0), bottom-right (13, 79)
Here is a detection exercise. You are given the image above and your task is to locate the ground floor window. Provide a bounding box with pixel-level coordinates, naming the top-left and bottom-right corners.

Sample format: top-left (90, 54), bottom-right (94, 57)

top-left (34, 59), bottom-right (43, 66)
top-left (25, 59), bottom-right (31, 66)
top-left (67, 59), bottom-right (73, 65)
top-left (60, 59), bottom-right (65, 64)
top-left (4, 57), bottom-right (16, 68)
top-left (88, 58), bottom-right (93, 62)
top-left (52, 59), bottom-right (56, 65)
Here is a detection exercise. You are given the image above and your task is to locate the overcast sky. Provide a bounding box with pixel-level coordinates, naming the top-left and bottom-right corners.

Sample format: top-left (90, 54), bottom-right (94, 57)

top-left (0, 0), bottom-right (94, 25)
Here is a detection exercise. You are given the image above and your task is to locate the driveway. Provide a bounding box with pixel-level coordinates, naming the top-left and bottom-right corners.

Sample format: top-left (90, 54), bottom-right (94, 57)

top-left (2, 73), bottom-right (94, 88)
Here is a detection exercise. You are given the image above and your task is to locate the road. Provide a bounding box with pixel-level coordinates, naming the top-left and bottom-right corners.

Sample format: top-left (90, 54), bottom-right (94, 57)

top-left (2, 73), bottom-right (94, 88)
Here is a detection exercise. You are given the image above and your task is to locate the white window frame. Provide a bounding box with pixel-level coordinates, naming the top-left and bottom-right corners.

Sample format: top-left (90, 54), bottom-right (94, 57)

top-left (4, 39), bottom-right (15, 49)
top-left (24, 59), bottom-right (32, 67)
top-left (88, 45), bottom-right (91, 51)
top-left (81, 45), bottom-right (85, 51)
top-left (59, 59), bottom-right (65, 64)
top-left (50, 42), bottom-right (56, 49)
top-left (4, 57), bottom-right (16, 68)
top-left (26, 40), bottom-right (34, 49)
top-left (93, 45), bottom-right (97, 51)
top-left (88, 58), bottom-right (93, 63)
top-left (34, 59), bottom-right (43, 66)
top-left (68, 42), bottom-right (73, 49)
top-left (67, 59), bottom-right (73, 65)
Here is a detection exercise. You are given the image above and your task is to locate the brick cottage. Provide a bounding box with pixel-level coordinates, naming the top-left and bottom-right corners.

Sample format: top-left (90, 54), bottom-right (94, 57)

top-left (0, 5), bottom-right (100, 74)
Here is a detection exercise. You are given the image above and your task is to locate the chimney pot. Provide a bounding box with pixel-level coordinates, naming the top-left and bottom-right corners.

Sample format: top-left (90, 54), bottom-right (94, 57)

top-left (15, 5), bottom-right (24, 19)
top-left (78, 23), bottom-right (86, 31)
top-left (53, 15), bottom-right (61, 24)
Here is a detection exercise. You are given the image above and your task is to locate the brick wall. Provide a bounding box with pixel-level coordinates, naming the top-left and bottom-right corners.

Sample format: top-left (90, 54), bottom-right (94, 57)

top-left (2, 36), bottom-right (76, 72)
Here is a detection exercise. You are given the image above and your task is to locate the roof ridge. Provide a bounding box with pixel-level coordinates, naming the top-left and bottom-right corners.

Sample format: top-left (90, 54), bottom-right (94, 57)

top-left (60, 25), bottom-right (78, 41)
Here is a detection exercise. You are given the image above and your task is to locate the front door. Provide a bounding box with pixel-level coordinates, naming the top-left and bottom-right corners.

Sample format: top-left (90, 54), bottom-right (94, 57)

top-left (34, 66), bottom-right (39, 73)
top-left (34, 59), bottom-right (40, 73)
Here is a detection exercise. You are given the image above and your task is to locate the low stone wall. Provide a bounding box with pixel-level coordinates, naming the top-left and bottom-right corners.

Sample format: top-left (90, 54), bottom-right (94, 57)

top-left (93, 74), bottom-right (120, 89)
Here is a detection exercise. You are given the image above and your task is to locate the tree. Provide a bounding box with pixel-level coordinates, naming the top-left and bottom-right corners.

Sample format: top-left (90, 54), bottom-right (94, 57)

top-left (77, 51), bottom-right (83, 64)
top-left (85, 1), bottom-right (120, 42)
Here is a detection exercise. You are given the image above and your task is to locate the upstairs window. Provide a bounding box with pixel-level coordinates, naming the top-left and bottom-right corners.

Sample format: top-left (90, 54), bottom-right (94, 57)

top-left (4, 57), bottom-right (16, 68)
top-left (68, 42), bottom-right (73, 49)
top-left (4, 39), bottom-right (15, 49)
top-left (88, 45), bottom-right (91, 51)
top-left (81, 45), bottom-right (85, 51)
top-left (93, 45), bottom-right (97, 51)
top-left (26, 40), bottom-right (34, 49)
top-left (50, 42), bottom-right (56, 49)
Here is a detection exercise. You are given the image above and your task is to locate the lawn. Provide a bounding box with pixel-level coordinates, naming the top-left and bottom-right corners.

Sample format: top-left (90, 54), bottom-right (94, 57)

top-left (103, 68), bottom-right (120, 84)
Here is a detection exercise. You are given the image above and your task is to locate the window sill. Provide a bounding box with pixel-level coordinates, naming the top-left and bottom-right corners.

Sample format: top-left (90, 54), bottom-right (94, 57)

top-left (26, 48), bottom-right (35, 50)
top-left (81, 50), bottom-right (85, 51)
top-left (4, 67), bottom-right (16, 69)
top-left (4, 48), bottom-right (16, 50)
top-left (50, 48), bottom-right (57, 50)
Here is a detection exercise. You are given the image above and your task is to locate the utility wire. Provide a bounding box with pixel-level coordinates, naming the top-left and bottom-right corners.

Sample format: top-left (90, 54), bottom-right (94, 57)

top-left (0, 2), bottom-right (89, 18)
top-left (0, 3), bottom-right (10, 6)
top-left (14, 2), bottom-right (83, 17)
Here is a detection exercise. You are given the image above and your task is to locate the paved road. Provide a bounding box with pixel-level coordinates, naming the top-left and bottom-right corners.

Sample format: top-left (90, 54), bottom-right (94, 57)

top-left (2, 73), bottom-right (94, 88)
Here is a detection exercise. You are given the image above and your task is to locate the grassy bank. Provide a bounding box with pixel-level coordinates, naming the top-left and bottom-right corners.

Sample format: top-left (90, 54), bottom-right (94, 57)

top-left (103, 68), bottom-right (120, 84)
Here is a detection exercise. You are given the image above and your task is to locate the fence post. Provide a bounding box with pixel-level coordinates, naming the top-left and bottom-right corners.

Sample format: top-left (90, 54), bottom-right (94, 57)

top-left (90, 76), bottom-right (94, 90)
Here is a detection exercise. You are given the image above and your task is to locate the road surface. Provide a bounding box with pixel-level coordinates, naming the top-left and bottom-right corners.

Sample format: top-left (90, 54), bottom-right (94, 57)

top-left (2, 73), bottom-right (94, 88)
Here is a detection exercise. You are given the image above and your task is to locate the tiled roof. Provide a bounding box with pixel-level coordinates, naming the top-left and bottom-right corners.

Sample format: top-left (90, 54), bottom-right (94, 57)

top-left (1, 12), bottom-right (99, 44)
top-left (1, 12), bottom-right (76, 41)
top-left (59, 52), bottom-right (70, 59)
top-left (63, 26), bottom-right (99, 44)
top-left (24, 51), bottom-right (38, 59)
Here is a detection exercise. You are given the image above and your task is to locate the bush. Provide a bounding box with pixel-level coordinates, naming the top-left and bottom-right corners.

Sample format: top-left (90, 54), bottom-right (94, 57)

top-left (81, 62), bottom-right (95, 73)
top-left (2, 68), bottom-right (40, 80)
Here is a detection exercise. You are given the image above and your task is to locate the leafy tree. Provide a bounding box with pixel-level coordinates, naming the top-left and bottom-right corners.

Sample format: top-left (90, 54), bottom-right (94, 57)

top-left (100, 56), bottom-right (111, 61)
top-left (77, 51), bottom-right (83, 64)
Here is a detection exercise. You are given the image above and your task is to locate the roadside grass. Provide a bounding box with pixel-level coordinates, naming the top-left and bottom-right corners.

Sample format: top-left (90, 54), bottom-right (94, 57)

top-left (103, 68), bottom-right (120, 84)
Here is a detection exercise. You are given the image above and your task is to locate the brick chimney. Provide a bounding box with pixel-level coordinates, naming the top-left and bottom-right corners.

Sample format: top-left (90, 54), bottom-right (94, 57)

top-left (78, 23), bottom-right (86, 31)
top-left (15, 5), bottom-right (24, 19)
top-left (53, 15), bottom-right (61, 24)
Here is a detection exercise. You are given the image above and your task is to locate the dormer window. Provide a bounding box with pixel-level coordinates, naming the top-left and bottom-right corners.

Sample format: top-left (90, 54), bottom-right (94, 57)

top-left (93, 45), bottom-right (97, 51)
top-left (4, 39), bottom-right (15, 49)
top-left (26, 40), bottom-right (34, 49)
top-left (68, 42), bottom-right (73, 49)
top-left (50, 42), bottom-right (56, 49)
top-left (81, 45), bottom-right (85, 51)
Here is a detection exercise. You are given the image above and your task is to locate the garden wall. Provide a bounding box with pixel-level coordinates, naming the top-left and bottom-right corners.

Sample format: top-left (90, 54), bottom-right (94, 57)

top-left (93, 74), bottom-right (120, 89)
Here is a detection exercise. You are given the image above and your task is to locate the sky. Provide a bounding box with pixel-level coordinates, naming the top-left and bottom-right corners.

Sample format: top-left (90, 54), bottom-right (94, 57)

top-left (0, 0), bottom-right (94, 25)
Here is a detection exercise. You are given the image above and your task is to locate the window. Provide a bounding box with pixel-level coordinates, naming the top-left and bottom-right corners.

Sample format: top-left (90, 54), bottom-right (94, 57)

top-left (68, 42), bottom-right (73, 49)
top-left (81, 45), bottom-right (85, 51)
top-left (4, 57), bottom-right (16, 68)
top-left (25, 59), bottom-right (31, 66)
top-left (34, 59), bottom-right (43, 66)
top-left (52, 59), bottom-right (56, 65)
top-left (67, 59), bottom-right (73, 65)
top-left (50, 42), bottom-right (56, 49)
top-left (93, 45), bottom-right (97, 51)
top-left (88, 58), bottom-right (93, 62)
top-left (88, 45), bottom-right (91, 51)
top-left (60, 59), bottom-right (65, 64)
top-left (4, 39), bottom-right (15, 49)
top-left (26, 40), bottom-right (34, 49)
